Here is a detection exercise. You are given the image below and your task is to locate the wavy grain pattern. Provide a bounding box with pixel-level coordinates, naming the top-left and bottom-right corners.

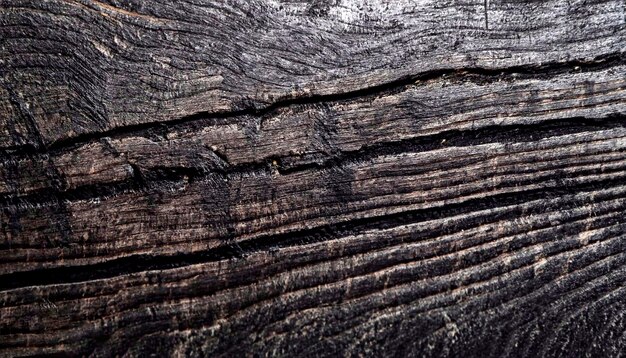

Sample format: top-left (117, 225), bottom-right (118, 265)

top-left (1, 0), bottom-right (626, 356)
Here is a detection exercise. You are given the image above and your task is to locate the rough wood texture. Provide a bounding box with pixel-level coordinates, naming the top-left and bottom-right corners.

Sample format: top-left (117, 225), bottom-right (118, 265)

top-left (1, 0), bottom-right (626, 356)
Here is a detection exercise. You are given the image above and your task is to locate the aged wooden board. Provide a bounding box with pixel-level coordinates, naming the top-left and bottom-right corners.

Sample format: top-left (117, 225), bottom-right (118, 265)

top-left (1, 0), bottom-right (626, 356)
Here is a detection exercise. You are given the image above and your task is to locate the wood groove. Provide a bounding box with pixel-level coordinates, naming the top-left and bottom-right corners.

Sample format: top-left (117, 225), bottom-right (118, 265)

top-left (1, 53), bottom-right (624, 154)
top-left (2, 165), bottom-right (625, 288)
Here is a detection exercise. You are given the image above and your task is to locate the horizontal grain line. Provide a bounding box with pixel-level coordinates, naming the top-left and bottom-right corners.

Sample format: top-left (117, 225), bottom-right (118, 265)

top-left (231, 151), bottom-right (626, 243)
top-left (7, 191), bottom-right (621, 313)
top-left (274, 114), bottom-right (626, 174)
top-left (0, 175), bottom-right (624, 292)
top-left (4, 213), bottom-right (622, 348)
top-left (5, 146), bottom-right (622, 254)
top-left (0, 52), bottom-right (623, 156)
top-left (2, 194), bottom-right (620, 338)
top-left (2, 114), bottom-right (625, 206)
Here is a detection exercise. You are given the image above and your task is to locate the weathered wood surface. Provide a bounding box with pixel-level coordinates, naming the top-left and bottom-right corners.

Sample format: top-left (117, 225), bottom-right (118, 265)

top-left (1, 0), bottom-right (626, 356)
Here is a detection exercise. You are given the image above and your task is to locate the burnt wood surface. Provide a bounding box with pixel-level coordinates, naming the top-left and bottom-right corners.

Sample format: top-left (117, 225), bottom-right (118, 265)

top-left (1, 0), bottom-right (626, 356)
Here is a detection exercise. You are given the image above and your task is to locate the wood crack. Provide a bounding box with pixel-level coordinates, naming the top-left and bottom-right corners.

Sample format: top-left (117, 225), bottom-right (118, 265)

top-left (1, 52), bottom-right (623, 156)
top-left (1, 175), bottom-right (624, 292)
top-left (1, 114), bottom-right (624, 207)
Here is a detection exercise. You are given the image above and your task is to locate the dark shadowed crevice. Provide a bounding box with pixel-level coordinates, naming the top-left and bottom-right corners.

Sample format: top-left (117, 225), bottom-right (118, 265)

top-left (1, 114), bottom-right (624, 207)
top-left (0, 174), bottom-right (624, 292)
top-left (0, 52), bottom-right (623, 157)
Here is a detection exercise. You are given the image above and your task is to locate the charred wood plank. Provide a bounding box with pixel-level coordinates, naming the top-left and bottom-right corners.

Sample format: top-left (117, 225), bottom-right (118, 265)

top-left (1, 0), bottom-right (626, 357)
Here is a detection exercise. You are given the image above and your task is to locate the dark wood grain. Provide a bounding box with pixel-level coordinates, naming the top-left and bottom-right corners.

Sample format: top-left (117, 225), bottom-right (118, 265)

top-left (1, 0), bottom-right (626, 357)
